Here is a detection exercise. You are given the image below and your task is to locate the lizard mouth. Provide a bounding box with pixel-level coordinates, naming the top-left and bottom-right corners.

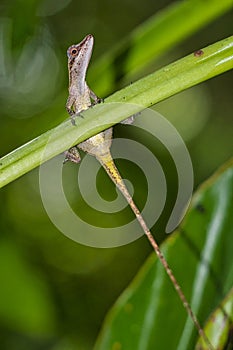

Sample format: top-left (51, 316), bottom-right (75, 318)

top-left (78, 34), bottom-right (94, 49)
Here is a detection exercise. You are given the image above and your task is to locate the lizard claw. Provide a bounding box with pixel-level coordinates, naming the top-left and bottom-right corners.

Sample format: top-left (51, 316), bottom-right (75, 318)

top-left (64, 147), bottom-right (81, 164)
top-left (70, 112), bottom-right (85, 126)
top-left (71, 116), bottom-right (76, 126)
top-left (90, 98), bottom-right (104, 108)
top-left (97, 97), bottom-right (104, 104)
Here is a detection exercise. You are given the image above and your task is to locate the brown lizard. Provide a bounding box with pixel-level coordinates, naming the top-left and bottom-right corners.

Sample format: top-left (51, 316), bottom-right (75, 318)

top-left (64, 34), bottom-right (214, 350)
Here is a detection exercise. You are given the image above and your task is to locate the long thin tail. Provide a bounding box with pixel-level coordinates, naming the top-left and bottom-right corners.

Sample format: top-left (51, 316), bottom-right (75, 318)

top-left (98, 153), bottom-right (214, 350)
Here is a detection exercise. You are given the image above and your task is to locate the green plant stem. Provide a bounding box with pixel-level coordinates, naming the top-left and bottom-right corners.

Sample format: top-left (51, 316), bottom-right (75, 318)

top-left (0, 36), bottom-right (233, 188)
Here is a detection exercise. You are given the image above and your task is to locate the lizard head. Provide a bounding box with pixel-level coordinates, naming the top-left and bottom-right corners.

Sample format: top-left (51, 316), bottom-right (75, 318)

top-left (67, 34), bottom-right (94, 79)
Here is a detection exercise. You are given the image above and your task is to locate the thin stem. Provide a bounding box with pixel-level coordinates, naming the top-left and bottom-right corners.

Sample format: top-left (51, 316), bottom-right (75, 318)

top-left (117, 181), bottom-right (214, 350)
top-left (145, 232), bottom-right (214, 350)
top-left (101, 153), bottom-right (214, 349)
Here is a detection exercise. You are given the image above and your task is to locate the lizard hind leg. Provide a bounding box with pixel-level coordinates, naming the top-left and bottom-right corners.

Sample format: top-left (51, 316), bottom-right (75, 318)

top-left (121, 110), bottom-right (144, 125)
top-left (64, 146), bottom-right (81, 164)
top-left (121, 110), bottom-right (143, 125)
top-left (120, 115), bottom-right (135, 125)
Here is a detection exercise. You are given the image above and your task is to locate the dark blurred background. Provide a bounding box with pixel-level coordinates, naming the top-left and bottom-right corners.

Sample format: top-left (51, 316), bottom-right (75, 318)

top-left (0, 0), bottom-right (232, 349)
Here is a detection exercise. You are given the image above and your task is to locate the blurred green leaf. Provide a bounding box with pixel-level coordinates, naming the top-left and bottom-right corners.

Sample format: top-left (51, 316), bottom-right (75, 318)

top-left (0, 239), bottom-right (56, 336)
top-left (0, 18), bottom-right (60, 117)
top-left (90, 0), bottom-right (233, 95)
top-left (196, 287), bottom-right (233, 349)
top-left (0, 0), bottom-right (232, 349)
top-left (94, 159), bottom-right (233, 350)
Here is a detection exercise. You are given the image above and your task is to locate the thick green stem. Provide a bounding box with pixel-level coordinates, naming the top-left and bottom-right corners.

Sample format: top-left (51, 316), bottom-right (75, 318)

top-left (0, 36), bottom-right (233, 188)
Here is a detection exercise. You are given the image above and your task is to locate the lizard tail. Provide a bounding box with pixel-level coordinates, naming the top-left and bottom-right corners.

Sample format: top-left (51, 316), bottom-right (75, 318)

top-left (97, 152), bottom-right (214, 350)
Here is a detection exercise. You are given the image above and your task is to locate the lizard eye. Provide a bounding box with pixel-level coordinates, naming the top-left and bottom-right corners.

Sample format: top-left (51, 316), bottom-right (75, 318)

top-left (67, 46), bottom-right (79, 58)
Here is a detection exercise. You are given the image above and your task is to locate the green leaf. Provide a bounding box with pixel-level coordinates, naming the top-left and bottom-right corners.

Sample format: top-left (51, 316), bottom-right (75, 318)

top-left (94, 159), bottom-right (233, 350)
top-left (196, 287), bottom-right (233, 349)
top-left (90, 0), bottom-right (233, 95)
top-left (0, 239), bottom-right (56, 336)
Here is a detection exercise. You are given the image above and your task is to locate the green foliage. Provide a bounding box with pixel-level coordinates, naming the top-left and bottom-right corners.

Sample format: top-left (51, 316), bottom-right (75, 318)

top-left (196, 287), bottom-right (233, 349)
top-left (90, 0), bottom-right (233, 95)
top-left (94, 160), bottom-right (233, 350)
top-left (0, 0), bottom-right (232, 349)
top-left (0, 240), bottom-right (56, 335)
top-left (0, 36), bottom-right (233, 188)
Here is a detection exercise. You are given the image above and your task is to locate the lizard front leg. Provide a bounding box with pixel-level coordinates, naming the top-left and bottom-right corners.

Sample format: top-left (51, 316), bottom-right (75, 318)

top-left (89, 88), bottom-right (103, 105)
top-left (66, 94), bottom-right (76, 116)
top-left (66, 95), bottom-right (86, 125)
